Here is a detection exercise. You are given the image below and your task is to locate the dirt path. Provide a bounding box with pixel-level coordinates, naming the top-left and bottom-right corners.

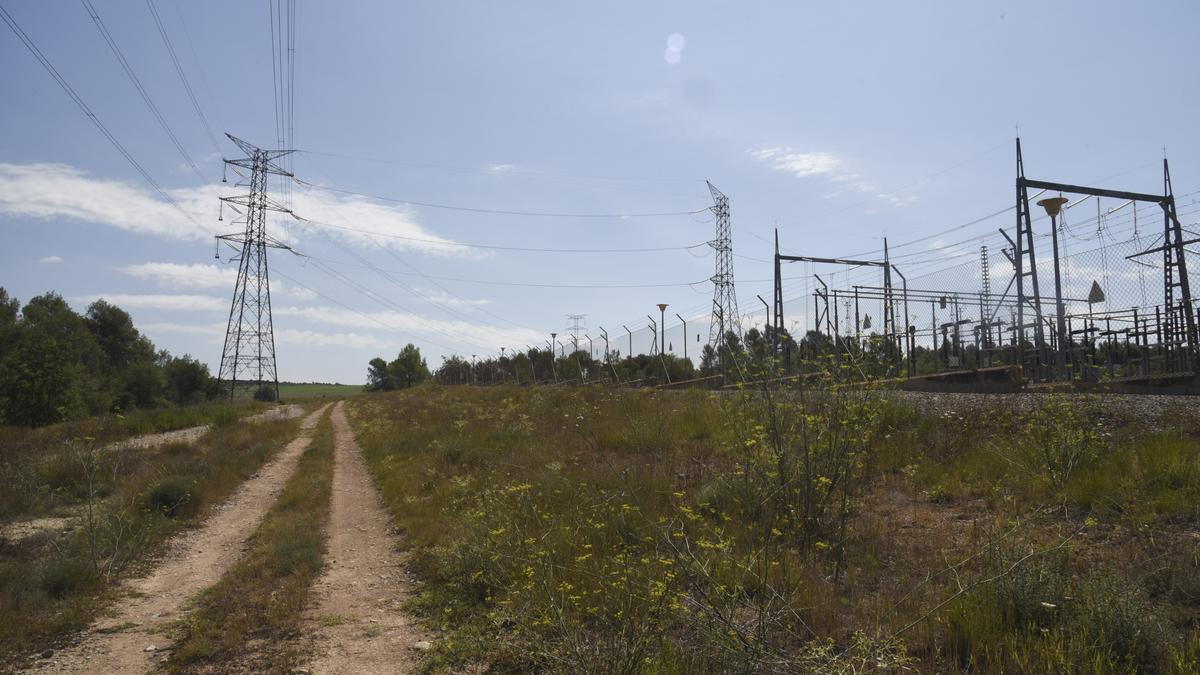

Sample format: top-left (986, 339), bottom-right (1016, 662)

top-left (299, 401), bottom-right (425, 674)
top-left (110, 403), bottom-right (306, 452)
top-left (32, 404), bottom-right (332, 674)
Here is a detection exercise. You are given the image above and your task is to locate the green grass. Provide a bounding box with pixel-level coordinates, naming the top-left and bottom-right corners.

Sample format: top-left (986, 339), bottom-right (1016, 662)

top-left (277, 382), bottom-right (364, 400)
top-left (346, 384), bottom-right (1200, 673)
top-left (168, 409), bottom-right (334, 672)
top-left (0, 413), bottom-right (303, 668)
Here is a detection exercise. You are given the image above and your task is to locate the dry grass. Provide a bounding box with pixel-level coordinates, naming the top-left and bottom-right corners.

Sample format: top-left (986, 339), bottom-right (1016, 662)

top-left (0, 412), bottom-right (301, 667)
top-left (0, 400), bottom-right (265, 521)
top-left (346, 384), bottom-right (1200, 673)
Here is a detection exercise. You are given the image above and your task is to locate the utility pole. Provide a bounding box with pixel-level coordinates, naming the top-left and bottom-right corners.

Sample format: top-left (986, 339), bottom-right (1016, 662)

top-left (1038, 195), bottom-right (1070, 378)
top-left (656, 303), bottom-right (668, 355)
top-left (623, 325), bottom-right (633, 358)
top-left (216, 133), bottom-right (295, 401)
top-left (772, 228), bottom-right (784, 361)
top-left (675, 313), bottom-right (688, 362)
top-left (647, 315), bottom-right (657, 355)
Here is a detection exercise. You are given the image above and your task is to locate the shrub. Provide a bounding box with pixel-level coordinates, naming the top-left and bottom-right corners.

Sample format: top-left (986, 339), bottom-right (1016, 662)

top-left (1072, 576), bottom-right (1165, 670)
top-left (144, 476), bottom-right (194, 518)
top-left (37, 557), bottom-right (94, 600)
top-left (1015, 397), bottom-right (1105, 490)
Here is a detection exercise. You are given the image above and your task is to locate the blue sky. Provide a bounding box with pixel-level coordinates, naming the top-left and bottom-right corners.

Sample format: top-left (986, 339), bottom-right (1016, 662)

top-left (2, 1), bottom-right (1198, 383)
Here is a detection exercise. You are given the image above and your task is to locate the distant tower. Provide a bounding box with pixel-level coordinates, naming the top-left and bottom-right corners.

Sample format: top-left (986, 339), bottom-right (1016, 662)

top-left (566, 314), bottom-right (586, 352)
top-left (706, 181), bottom-right (741, 374)
top-left (216, 133), bottom-right (295, 400)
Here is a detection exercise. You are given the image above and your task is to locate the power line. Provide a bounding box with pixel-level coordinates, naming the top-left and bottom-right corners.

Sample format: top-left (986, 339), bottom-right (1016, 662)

top-left (294, 216), bottom-right (710, 254)
top-left (288, 201), bottom-right (539, 338)
top-left (304, 254), bottom-right (711, 289)
top-left (293, 184), bottom-right (556, 333)
top-left (292, 177), bottom-right (708, 218)
top-left (144, 0), bottom-right (222, 155)
top-left (79, 0), bottom-right (208, 184)
top-left (299, 256), bottom-right (488, 348)
top-left (296, 149), bottom-right (703, 183)
top-left (0, 3), bottom-right (211, 235)
top-left (271, 267), bottom-right (462, 353)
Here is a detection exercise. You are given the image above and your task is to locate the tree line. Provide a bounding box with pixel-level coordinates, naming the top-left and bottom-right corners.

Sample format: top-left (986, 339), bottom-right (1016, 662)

top-left (0, 288), bottom-right (222, 427)
top-left (364, 323), bottom-right (996, 392)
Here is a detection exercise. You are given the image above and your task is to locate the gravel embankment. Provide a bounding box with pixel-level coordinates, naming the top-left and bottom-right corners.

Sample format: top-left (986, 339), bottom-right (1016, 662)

top-left (885, 390), bottom-right (1199, 430)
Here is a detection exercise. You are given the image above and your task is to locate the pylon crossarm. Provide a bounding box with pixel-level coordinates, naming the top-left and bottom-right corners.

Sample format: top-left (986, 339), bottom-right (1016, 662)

top-left (224, 157), bottom-right (293, 176)
top-left (220, 194), bottom-right (293, 213)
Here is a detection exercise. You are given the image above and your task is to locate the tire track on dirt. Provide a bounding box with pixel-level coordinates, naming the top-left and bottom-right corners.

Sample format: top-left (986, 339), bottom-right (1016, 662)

top-left (32, 404), bottom-right (332, 674)
top-left (299, 401), bottom-right (425, 674)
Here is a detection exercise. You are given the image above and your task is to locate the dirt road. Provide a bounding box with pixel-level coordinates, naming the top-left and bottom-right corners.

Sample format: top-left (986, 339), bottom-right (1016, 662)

top-left (299, 401), bottom-right (425, 674)
top-left (32, 404), bottom-right (331, 674)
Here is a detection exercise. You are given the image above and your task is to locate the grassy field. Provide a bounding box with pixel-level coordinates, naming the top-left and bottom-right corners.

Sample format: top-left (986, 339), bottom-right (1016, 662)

top-left (348, 384), bottom-right (1200, 673)
top-left (0, 411), bottom-right (302, 664)
top-left (278, 382), bottom-right (364, 400)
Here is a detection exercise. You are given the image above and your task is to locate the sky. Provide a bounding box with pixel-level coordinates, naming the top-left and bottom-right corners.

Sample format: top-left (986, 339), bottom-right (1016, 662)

top-left (2, 0), bottom-right (1198, 384)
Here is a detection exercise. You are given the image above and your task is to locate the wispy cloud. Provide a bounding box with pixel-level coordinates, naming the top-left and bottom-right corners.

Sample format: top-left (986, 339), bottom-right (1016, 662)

top-left (116, 262), bottom-right (316, 300)
top-left (0, 163), bottom-right (220, 241)
top-left (748, 147), bottom-right (917, 209)
top-left (488, 163), bottom-right (516, 173)
top-left (274, 328), bottom-right (392, 349)
top-left (138, 321), bottom-right (393, 350)
top-left (38, 255), bottom-right (63, 264)
top-left (104, 299), bottom-right (543, 355)
top-left (413, 287), bottom-right (490, 309)
top-left (749, 148), bottom-right (842, 177)
top-left (0, 162), bottom-right (473, 257)
top-left (274, 305), bottom-right (543, 352)
top-left (292, 186), bottom-right (474, 257)
top-left (73, 293), bottom-right (227, 312)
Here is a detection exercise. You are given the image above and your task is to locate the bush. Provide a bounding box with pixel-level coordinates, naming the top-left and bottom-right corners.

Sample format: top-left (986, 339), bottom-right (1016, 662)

top-left (145, 476), bottom-right (194, 518)
top-left (1073, 576), bottom-right (1165, 670)
top-left (38, 557), bottom-right (94, 600)
top-left (253, 384), bottom-right (277, 402)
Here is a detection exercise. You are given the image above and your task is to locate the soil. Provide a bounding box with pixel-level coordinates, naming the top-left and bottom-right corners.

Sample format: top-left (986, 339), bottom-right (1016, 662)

top-left (297, 401), bottom-right (425, 674)
top-left (27, 404), bottom-right (331, 674)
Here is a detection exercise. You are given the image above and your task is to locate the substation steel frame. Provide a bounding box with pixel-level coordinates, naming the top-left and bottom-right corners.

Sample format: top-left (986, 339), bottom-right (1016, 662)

top-left (1015, 138), bottom-right (1197, 381)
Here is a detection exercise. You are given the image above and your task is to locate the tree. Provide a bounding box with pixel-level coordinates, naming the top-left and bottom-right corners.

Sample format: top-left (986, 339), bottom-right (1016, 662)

top-left (365, 357), bottom-right (394, 391)
top-left (387, 344), bottom-right (430, 389)
top-left (0, 287), bottom-right (18, 357)
top-left (365, 344), bottom-right (430, 391)
top-left (699, 344), bottom-right (718, 375)
top-left (164, 355), bottom-right (217, 404)
top-left (0, 293), bottom-right (98, 425)
top-left (86, 300), bottom-right (153, 371)
top-left (121, 361), bottom-right (167, 409)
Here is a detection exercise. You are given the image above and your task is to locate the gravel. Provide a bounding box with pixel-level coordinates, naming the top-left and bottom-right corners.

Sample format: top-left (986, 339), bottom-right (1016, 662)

top-left (886, 390), bottom-right (1199, 431)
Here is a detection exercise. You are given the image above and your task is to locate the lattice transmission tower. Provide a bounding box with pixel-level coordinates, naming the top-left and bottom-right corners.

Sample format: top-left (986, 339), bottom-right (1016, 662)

top-left (215, 133), bottom-right (295, 400)
top-left (566, 314), bottom-right (587, 352)
top-left (705, 181), bottom-right (741, 376)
